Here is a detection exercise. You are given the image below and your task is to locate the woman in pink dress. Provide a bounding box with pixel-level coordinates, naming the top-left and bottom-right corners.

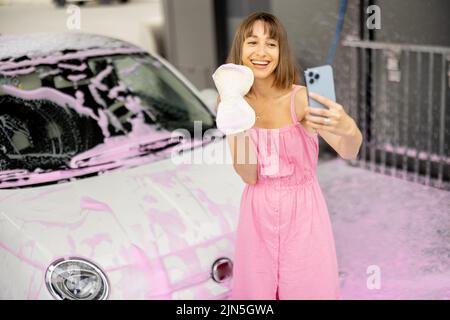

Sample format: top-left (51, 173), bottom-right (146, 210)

top-left (221, 12), bottom-right (363, 299)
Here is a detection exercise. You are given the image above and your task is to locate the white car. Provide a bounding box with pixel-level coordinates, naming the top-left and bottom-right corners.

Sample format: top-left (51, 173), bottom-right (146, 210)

top-left (0, 33), bottom-right (243, 300)
top-left (53, 0), bottom-right (129, 7)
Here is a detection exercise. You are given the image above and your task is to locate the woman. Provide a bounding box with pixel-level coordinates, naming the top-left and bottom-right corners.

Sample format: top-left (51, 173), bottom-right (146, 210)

top-left (219, 12), bottom-right (362, 299)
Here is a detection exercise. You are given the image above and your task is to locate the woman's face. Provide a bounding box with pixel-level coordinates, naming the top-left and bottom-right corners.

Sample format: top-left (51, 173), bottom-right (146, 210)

top-left (241, 20), bottom-right (279, 81)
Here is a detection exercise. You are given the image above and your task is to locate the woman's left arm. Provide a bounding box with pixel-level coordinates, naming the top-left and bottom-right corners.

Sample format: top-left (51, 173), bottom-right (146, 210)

top-left (304, 92), bottom-right (363, 160)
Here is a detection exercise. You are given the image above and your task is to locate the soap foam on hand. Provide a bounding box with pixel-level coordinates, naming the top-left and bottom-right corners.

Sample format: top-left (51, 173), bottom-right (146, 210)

top-left (212, 63), bottom-right (256, 135)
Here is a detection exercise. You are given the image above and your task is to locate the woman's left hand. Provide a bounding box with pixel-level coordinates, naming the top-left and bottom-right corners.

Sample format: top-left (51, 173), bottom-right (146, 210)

top-left (304, 92), bottom-right (356, 137)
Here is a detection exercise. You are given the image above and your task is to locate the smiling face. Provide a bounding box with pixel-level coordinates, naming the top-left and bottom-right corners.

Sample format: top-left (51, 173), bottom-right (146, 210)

top-left (227, 12), bottom-right (299, 91)
top-left (241, 20), bottom-right (279, 82)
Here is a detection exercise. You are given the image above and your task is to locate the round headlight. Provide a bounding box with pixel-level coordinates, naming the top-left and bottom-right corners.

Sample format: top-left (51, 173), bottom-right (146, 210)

top-left (211, 257), bottom-right (233, 283)
top-left (45, 258), bottom-right (109, 300)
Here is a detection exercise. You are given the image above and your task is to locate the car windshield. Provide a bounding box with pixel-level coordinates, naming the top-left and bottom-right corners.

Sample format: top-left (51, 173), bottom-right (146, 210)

top-left (0, 52), bottom-right (216, 188)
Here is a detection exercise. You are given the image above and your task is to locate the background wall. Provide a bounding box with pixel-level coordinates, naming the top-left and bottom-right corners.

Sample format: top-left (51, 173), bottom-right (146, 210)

top-left (374, 0), bottom-right (450, 46)
top-left (0, 0), bottom-right (163, 55)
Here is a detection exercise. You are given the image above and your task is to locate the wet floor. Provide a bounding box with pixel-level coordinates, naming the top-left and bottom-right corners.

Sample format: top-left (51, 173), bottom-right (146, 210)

top-left (317, 158), bottom-right (450, 299)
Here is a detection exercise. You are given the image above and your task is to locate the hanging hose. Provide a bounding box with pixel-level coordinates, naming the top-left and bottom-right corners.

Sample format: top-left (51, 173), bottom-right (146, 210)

top-left (326, 0), bottom-right (348, 65)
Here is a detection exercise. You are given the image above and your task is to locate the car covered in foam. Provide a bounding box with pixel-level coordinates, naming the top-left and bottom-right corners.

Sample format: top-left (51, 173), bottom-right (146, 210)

top-left (0, 32), bottom-right (243, 299)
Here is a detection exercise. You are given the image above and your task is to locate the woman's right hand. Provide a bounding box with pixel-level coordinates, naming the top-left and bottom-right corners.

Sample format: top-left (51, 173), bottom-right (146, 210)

top-left (212, 64), bottom-right (256, 135)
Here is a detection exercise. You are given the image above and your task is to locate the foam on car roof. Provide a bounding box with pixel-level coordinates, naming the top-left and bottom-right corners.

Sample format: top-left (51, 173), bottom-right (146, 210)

top-left (0, 32), bottom-right (140, 60)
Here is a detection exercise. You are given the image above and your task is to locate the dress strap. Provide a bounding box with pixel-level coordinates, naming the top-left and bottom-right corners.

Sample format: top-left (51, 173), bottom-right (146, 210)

top-left (290, 85), bottom-right (302, 124)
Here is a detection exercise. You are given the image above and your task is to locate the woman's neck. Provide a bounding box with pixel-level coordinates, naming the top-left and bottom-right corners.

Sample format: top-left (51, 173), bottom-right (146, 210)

top-left (247, 76), bottom-right (278, 100)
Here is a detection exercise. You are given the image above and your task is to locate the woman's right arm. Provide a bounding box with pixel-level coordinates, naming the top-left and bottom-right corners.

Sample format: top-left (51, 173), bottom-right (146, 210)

top-left (217, 96), bottom-right (258, 185)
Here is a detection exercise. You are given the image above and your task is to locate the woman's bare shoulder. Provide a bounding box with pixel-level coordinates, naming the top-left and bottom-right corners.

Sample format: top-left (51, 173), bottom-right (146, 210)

top-left (293, 85), bottom-right (308, 121)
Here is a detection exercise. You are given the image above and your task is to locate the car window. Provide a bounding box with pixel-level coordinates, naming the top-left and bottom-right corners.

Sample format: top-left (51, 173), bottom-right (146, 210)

top-left (0, 95), bottom-right (103, 172)
top-left (0, 52), bottom-right (215, 186)
top-left (110, 54), bottom-right (214, 132)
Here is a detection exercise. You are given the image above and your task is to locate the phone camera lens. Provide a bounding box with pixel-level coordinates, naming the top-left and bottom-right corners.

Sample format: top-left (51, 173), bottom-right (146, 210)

top-left (309, 78), bottom-right (314, 84)
top-left (308, 71), bottom-right (313, 77)
top-left (314, 74), bottom-right (320, 79)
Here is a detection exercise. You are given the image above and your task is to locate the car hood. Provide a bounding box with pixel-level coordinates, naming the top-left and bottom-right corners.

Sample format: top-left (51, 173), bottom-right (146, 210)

top-left (0, 138), bottom-right (244, 298)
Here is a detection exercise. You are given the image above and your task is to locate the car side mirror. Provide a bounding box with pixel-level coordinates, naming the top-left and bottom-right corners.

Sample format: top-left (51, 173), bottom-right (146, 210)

top-left (199, 88), bottom-right (218, 116)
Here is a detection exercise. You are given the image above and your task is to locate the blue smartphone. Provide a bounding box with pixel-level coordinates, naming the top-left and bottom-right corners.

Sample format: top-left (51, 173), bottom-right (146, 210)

top-left (304, 65), bottom-right (336, 110)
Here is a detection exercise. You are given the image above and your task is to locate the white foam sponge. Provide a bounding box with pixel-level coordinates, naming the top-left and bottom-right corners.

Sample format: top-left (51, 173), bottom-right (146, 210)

top-left (212, 63), bottom-right (256, 135)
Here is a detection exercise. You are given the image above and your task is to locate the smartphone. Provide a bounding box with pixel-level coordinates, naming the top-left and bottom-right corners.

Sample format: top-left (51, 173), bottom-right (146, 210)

top-left (304, 65), bottom-right (336, 109)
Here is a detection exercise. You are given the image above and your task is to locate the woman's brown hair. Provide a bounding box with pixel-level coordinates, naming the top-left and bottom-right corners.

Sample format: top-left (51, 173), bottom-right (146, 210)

top-left (226, 11), bottom-right (301, 91)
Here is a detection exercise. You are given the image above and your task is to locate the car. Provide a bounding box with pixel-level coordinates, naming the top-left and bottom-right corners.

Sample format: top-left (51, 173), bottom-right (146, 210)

top-left (0, 32), bottom-right (243, 300)
top-left (54, 0), bottom-right (130, 7)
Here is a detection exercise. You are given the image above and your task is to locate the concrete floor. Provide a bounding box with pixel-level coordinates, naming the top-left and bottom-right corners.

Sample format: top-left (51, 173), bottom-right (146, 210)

top-left (317, 158), bottom-right (450, 299)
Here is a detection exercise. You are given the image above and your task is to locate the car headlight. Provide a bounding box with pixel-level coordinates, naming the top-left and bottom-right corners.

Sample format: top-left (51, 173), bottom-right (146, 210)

top-left (45, 258), bottom-right (109, 300)
top-left (211, 257), bottom-right (233, 283)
